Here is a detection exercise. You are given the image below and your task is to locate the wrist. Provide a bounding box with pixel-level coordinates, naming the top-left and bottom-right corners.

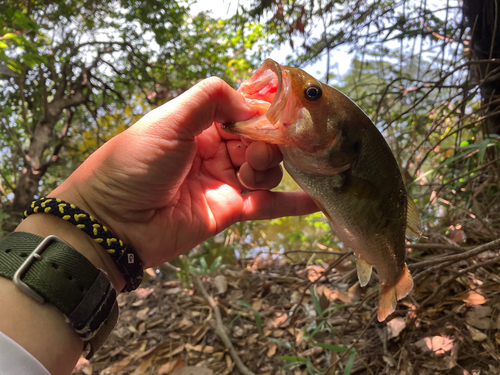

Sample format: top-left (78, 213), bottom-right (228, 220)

top-left (16, 214), bottom-right (126, 292)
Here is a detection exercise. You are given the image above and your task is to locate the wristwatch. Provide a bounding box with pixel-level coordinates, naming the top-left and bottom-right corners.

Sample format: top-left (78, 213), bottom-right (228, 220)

top-left (0, 232), bottom-right (119, 358)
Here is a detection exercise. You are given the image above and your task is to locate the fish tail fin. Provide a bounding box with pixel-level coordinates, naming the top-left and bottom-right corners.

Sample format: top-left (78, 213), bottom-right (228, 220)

top-left (377, 264), bottom-right (414, 322)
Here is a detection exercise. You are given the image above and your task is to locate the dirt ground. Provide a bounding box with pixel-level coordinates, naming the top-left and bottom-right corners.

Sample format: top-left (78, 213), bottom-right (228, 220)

top-left (73, 238), bottom-right (500, 375)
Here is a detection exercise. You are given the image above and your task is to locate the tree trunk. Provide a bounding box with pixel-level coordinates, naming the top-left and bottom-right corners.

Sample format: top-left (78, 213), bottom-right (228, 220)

top-left (6, 91), bottom-right (88, 229)
top-left (463, 0), bottom-right (500, 136)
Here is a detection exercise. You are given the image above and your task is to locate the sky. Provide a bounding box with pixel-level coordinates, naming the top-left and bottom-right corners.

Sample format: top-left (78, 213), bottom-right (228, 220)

top-left (189, 0), bottom-right (352, 82)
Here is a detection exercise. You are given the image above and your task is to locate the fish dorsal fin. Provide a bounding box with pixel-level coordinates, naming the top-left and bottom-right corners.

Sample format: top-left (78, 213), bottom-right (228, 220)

top-left (406, 195), bottom-right (423, 240)
top-left (356, 255), bottom-right (373, 287)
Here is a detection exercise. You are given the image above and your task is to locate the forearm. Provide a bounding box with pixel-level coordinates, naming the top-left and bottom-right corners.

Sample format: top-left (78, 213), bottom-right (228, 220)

top-left (0, 214), bottom-right (125, 375)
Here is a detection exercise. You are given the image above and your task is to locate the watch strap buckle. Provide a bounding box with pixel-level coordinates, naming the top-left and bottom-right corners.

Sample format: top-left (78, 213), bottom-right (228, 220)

top-left (12, 235), bottom-right (66, 304)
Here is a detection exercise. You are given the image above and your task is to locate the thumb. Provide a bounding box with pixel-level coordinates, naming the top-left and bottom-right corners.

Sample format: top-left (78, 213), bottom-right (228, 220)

top-left (136, 77), bottom-right (257, 140)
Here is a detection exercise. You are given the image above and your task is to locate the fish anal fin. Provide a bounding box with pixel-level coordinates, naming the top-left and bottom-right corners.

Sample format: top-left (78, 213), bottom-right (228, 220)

top-left (377, 264), bottom-right (414, 322)
top-left (356, 255), bottom-right (373, 287)
top-left (406, 196), bottom-right (423, 240)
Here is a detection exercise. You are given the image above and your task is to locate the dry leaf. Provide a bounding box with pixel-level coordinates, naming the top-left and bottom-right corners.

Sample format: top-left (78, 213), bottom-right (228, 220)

top-left (165, 287), bottom-right (184, 295)
top-left (495, 332), bottom-right (500, 345)
top-left (382, 354), bottom-right (396, 367)
top-left (290, 290), bottom-right (302, 304)
top-left (177, 317), bottom-right (193, 329)
top-left (496, 314), bottom-right (500, 329)
top-left (171, 367), bottom-right (213, 375)
top-left (134, 287), bottom-right (155, 299)
top-left (466, 325), bottom-right (487, 342)
top-left (387, 317), bottom-right (406, 339)
top-left (252, 299), bottom-right (263, 311)
top-left (270, 313), bottom-right (288, 328)
top-left (267, 341), bottom-right (277, 357)
top-left (465, 311), bottom-right (491, 330)
top-left (414, 336), bottom-right (454, 354)
top-left (213, 275), bottom-right (228, 294)
top-left (460, 291), bottom-right (487, 305)
top-left (131, 356), bottom-right (153, 375)
top-left (300, 346), bottom-right (323, 357)
top-left (157, 358), bottom-right (184, 374)
top-left (138, 321), bottom-right (146, 336)
top-left (136, 307), bottom-right (150, 321)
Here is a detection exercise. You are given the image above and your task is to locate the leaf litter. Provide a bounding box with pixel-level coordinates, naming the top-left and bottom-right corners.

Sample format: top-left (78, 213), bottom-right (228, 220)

top-left (73, 239), bottom-right (500, 375)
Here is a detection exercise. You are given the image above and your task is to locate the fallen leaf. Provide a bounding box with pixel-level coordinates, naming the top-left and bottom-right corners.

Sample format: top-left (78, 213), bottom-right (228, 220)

top-left (300, 346), bottom-right (323, 357)
top-left (465, 311), bottom-right (491, 330)
top-left (460, 291), bottom-right (487, 305)
top-left (414, 336), bottom-right (454, 355)
top-left (247, 333), bottom-right (259, 345)
top-left (134, 287), bottom-right (155, 299)
top-left (171, 366), bottom-right (213, 375)
top-left (157, 357), bottom-right (184, 375)
top-left (138, 321), bottom-right (146, 336)
top-left (131, 356), bottom-right (153, 375)
top-left (466, 325), bottom-right (487, 342)
top-left (290, 290), bottom-right (302, 304)
top-left (449, 230), bottom-right (465, 243)
top-left (267, 342), bottom-right (277, 357)
top-left (165, 287), bottom-right (184, 295)
top-left (387, 317), bottom-right (406, 339)
top-left (213, 275), bottom-right (228, 294)
top-left (495, 332), bottom-right (500, 345)
top-left (136, 307), bottom-right (150, 321)
top-left (252, 299), bottom-right (263, 311)
top-left (382, 354), bottom-right (396, 367)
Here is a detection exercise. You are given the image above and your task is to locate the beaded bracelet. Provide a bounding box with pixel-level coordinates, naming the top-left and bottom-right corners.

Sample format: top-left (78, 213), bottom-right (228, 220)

top-left (24, 197), bottom-right (143, 291)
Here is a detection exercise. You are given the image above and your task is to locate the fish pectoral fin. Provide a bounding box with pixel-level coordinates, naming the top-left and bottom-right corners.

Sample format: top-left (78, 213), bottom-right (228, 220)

top-left (406, 196), bottom-right (423, 240)
top-left (356, 256), bottom-right (373, 287)
top-left (377, 263), bottom-right (414, 322)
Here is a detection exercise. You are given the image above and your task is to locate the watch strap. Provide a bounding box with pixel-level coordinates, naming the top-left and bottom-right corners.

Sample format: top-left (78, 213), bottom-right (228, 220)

top-left (0, 232), bottom-right (118, 358)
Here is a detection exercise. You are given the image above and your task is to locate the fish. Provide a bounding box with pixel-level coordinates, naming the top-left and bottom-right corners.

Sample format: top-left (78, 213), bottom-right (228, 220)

top-left (222, 58), bottom-right (422, 321)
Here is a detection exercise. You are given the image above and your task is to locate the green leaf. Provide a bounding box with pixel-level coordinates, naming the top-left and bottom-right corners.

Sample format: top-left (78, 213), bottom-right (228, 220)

top-left (6, 60), bottom-right (22, 74)
top-left (280, 356), bottom-right (306, 363)
top-left (199, 256), bottom-right (208, 273)
top-left (344, 350), bottom-right (357, 375)
top-left (237, 300), bottom-right (252, 310)
top-left (254, 310), bottom-right (262, 336)
top-left (268, 337), bottom-right (292, 350)
top-left (306, 358), bottom-right (315, 374)
top-left (2, 33), bottom-right (19, 40)
top-left (310, 286), bottom-right (323, 315)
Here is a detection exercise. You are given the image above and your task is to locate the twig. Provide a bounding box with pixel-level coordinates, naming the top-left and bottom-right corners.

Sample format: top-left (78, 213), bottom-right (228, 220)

top-left (285, 249), bottom-right (348, 256)
top-left (418, 253), bottom-right (500, 309)
top-left (409, 238), bottom-right (500, 271)
top-left (289, 251), bottom-right (353, 324)
top-left (325, 312), bottom-right (378, 375)
top-left (406, 243), bottom-right (472, 252)
top-left (163, 263), bottom-right (255, 375)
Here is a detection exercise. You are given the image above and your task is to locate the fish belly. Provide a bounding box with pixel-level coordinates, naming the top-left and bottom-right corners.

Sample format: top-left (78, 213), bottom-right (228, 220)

top-left (282, 160), bottom-right (407, 287)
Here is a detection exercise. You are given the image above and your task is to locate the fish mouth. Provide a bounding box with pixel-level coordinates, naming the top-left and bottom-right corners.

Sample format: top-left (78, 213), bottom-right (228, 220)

top-left (222, 59), bottom-right (290, 143)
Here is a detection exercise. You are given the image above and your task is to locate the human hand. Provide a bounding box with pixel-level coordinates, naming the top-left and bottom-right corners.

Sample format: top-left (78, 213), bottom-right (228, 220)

top-left (50, 78), bottom-right (318, 269)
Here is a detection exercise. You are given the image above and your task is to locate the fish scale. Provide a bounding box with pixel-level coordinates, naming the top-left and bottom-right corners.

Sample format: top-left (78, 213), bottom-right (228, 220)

top-left (223, 58), bottom-right (421, 321)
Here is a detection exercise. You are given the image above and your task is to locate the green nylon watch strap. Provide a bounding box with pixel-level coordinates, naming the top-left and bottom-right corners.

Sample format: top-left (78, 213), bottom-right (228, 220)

top-left (0, 232), bottom-right (119, 359)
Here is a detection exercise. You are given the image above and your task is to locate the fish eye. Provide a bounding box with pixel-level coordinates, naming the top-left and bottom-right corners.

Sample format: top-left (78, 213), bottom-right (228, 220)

top-left (304, 85), bottom-right (322, 101)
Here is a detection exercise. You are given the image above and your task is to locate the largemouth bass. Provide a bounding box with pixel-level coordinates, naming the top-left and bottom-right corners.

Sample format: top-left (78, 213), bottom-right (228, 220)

top-left (222, 59), bottom-right (421, 321)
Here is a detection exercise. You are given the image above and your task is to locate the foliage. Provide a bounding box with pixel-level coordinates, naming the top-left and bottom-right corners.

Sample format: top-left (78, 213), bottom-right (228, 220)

top-left (0, 0), bottom-right (264, 227)
top-left (233, 0), bottom-right (500, 244)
